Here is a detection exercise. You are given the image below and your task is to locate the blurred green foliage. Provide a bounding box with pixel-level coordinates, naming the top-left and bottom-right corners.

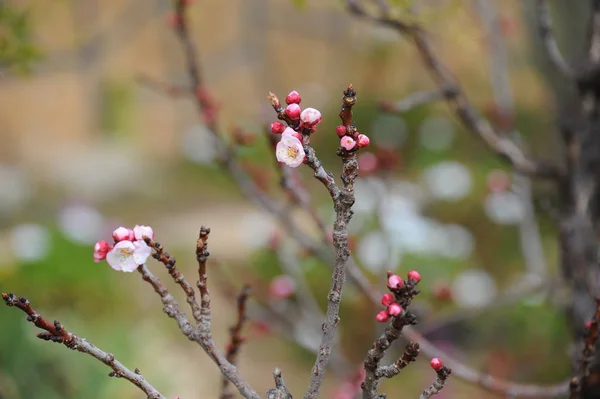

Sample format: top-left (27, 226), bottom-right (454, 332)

top-left (0, 229), bottom-right (136, 399)
top-left (0, 4), bottom-right (41, 74)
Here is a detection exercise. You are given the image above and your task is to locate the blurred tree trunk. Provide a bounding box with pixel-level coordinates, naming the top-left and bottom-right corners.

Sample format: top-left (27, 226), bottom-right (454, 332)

top-left (524, 3), bottom-right (600, 398)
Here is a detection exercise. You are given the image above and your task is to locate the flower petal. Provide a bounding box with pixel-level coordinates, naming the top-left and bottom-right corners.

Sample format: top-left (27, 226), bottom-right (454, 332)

top-left (133, 240), bottom-right (152, 265)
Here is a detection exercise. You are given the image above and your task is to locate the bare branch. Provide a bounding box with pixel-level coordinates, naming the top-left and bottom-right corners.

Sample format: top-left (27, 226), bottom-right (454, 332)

top-left (380, 85), bottom-right (458, 114)
top-left (419, 365), bottom-right (452, 399)
top-left (2, 293), bottom-right (167, 399)
top-left (534, 0), bottom-right (574, 78)
top-left (362, 275), bottom-right (421, 399)
top-left (144, 236), bottom-right (203, 325)
top-left (140, 230), bottom-right (261, 399)
top-left (346, 0), bottom-right (563, 180)
top-left (267, 368), bottom-right (293, 399)
top-left (221, 285), bottom-right (251, 399)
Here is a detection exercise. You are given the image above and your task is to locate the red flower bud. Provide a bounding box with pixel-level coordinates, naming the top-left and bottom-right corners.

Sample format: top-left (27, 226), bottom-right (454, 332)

top-left (285, 103), bottom-right (301, 120)
top-left (335, 125), bottom-right (347, 137)
top-left (387, 303), bottom-right (403, 316)
top-left (376, 310), bottom-right (390, 323)
top-left (407, 270), bottom-right (421, 282)
top-left (387, 274), bottom-right (403, 289)
top-left (381, 293), bottom-right (395, 307)
top-left (270, 121), bottom-right (286, 134)
top-left (285, 90), bottom-right (302, 105)
top-left (430, 358), bottom-right (443, 371)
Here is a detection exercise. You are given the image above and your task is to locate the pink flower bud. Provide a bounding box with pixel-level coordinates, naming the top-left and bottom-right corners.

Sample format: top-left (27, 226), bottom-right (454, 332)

top-left (93, 240), bottom-right (113, 262)
top-left (285, 90), bottom-right (302, 105)
top-left (285, 103), bottom-right (301, 120)
top-left (133, 225), bottom-right (154, 241)
top-left (335, 125), bottom-right (347, 137)
top-left (387, 303), bottom-right (403, 316)
top-left (340, 136), bottom-right (356, 151)
top-left (586, 321), bottom-right (593, 329)
top-left (282, 127), bottom-right (303, 142)
top-left (381, 293), bottom-right (395, 307)
top-left (357, 134), bottom-right (370, 148)
top-left (430, 358), bottom-right (443, 371)
top-left (300, 108), bottom-right (322, 126)
top-left (376, 310), bottom-right (390, 322)
top-left (407, 270), bottom-right (421, 282)
top-left (387, 274), bottom-right (403, 289)
top-left (269, 275), bottom-right (297, 298)
top-left (113, 227), bottom-right (134, 242)
top-left (270, 121), bottom-right (286, 134)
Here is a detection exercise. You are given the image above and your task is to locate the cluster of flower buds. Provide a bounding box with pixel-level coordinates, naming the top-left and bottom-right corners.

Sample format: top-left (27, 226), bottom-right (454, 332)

top-left (270, 90), bottom-right (323, 168)
top-left (335, 124), bottom-right (370, 151)
top-left (376, 270), bottom-right (421, 322)
top-left (93, 225), bottom-right (154, 272)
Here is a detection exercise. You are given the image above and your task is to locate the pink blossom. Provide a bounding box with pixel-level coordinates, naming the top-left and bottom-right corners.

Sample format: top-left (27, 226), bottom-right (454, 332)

top-left (376, 310), bottom-right (390, 322)
top-left (387, 303), bottom-right (403, 316)
top-left (300, 107), bottom-right (322, 126)
top-left (282, 127), bottom-right (303, 142)
top-left (357, 134), bottom-right (370, 148)
top-left (387, 274), bottom-right (403, 289)
top-left (269, 275), bottom-right (297, 298)
top-left (112, 227), bottom-right (134, 242)
top-left (133, 225), bottom-right (154, 241)
top-left (335, 125), bottom-right (347, 137)
top-left (285, 90), bottom-right (302, 105)
top-left (340, 136), bottom-right (356, 151)
top-left (276, 135), bottom-right (305, 168)
top-left (94, 240), bottom-right (113, 262)
top-left (285, 103), bottom-right (301, 120)
top-left (270, 121), bottom-right (286, 134)
top-left (106, 240), bottom-right (151, 272)
top-left (381, 293), bottom-right (395, 307)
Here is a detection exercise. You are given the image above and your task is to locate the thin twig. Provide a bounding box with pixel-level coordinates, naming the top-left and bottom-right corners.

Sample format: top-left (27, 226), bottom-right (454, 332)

top-left (534, 0), bottom-right (574, 78)
top-left (267, 368), bottom-right (293, 399)
top-left (380, 85), bottom-right (458, 114)
top-left (419, 366), bottom-right (452, 399)
top-left (139, 234), bottom-right (261, 399)
top-left (221, 285), bottom-right (251, 399)
top-left (347, 0), bottom-right (563, 180)
top-left (362, 277), bottom-right (421, 399)
top-left (144, 236), bottom-right (203, 325)
top-left (2, 293), bottom-right (167, 399)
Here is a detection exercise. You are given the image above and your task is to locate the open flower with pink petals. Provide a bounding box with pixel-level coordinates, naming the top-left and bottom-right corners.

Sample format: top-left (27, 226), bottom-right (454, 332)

top-left (276, 135), bottom-right (305, 168)
top-left (106, 240), bottom-right (152, 272)
top-left (340, 136), bottom-right (356, 151)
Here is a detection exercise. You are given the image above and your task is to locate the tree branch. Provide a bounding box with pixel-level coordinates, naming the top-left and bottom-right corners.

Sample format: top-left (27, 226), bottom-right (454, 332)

top-left (380, 85), bottom-right (458, 114)
top-left (221, 285), bottom-right (251, 399)
top-left (534, 0), bottom-right (575, 78)
top-left (144, 236), bottom-right (203, 326)
top-left (347, 0), bottom-right (563, 180)
top-left (2, 293), bottom-right (167, 399)
top-left (419, 365), bottom-right (452, 399)
top-left (140, 229), bottom-right (261, 399)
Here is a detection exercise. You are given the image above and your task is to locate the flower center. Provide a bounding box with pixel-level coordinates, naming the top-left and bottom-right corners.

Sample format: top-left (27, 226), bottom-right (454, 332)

top-left (287, 147), bottom-right (299, 158)
top-left (119, 247), bottom-right (134, 256)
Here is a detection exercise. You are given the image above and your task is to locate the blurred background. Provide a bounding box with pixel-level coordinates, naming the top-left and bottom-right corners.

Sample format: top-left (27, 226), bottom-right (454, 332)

top-left (0, 0), bottom-right (590, 398)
